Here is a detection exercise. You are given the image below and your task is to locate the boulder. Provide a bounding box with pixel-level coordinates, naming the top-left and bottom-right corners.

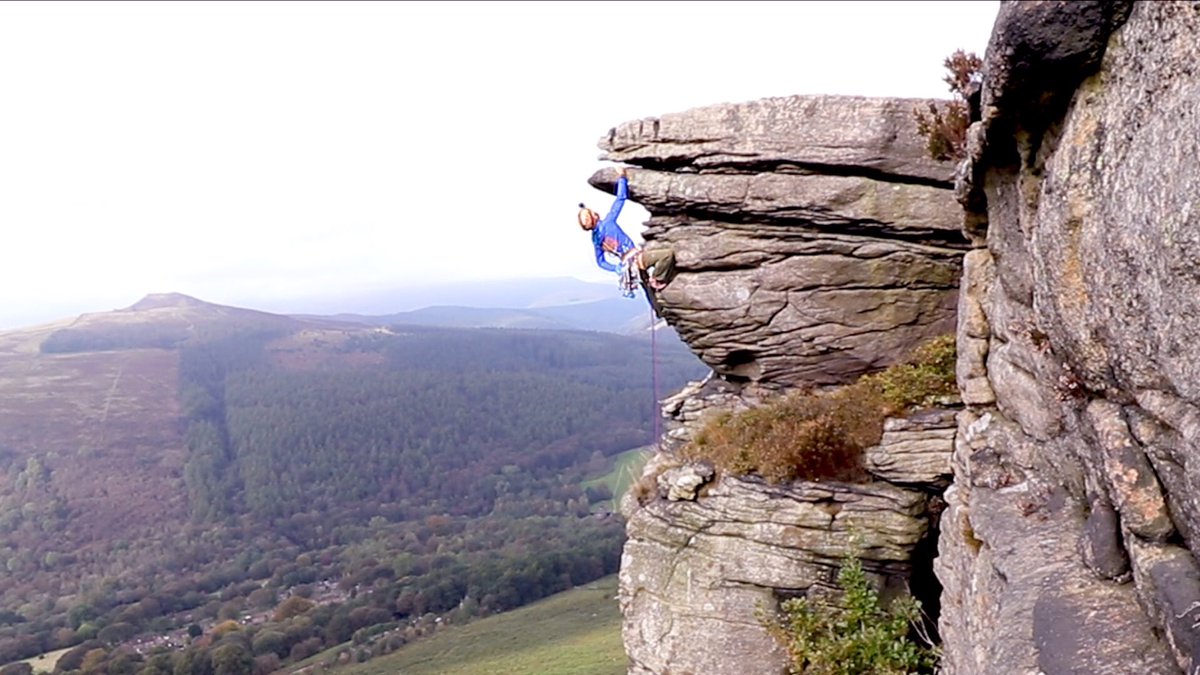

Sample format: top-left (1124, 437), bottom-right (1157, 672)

top-left (621, 472), bottom-right (929, 675)
top-left (864, 408), bottom-right (957, 486)
top-left (600, 95), bottom-right (955, 185)
top-left (591, 95), bottom-right (966, 388)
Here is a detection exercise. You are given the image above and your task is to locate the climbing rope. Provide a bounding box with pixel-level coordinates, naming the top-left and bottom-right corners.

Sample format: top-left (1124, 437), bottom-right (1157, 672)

top-left (650, 299), bottom-right (661, 450)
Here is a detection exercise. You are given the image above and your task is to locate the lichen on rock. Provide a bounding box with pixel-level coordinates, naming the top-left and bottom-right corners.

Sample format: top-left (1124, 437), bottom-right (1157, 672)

top-left (938, 1), bottom-right (1200, 672)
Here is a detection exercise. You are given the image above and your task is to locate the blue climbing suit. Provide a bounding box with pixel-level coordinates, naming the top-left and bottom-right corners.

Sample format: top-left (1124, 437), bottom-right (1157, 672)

top-left (591, 176), bottom-right (636, 274)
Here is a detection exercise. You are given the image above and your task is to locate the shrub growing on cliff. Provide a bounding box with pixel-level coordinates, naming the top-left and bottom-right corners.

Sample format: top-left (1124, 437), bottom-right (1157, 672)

top-left (683, 381), bottom-right (883, 483)
top-left (914, 49), bottom-right (982, 162)
top-left (767, 555), bottom-right (937, 674)
top-left (682, 334), bottom-right (956, 484)
top-left (866, 334), bottom-right (957, 414)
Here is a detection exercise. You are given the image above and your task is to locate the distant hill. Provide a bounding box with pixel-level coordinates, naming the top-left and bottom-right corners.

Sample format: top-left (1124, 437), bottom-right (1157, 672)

top-left (0, 278), bottom-right (635, 334)
top-left (269, 277), bottom-right (624, 318)
top-left (308, 295), bottom-right (663, 335)
top-left (38, 292), bottom-right (312, 353)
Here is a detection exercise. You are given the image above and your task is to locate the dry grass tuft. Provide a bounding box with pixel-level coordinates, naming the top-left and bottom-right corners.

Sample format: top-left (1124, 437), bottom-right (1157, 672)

top-left (682, 335), bottom-right (957, 484)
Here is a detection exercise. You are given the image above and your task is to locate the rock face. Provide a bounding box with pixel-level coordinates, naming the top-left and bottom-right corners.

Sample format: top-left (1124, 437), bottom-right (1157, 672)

top-left (591, 95), bottom-right (966, 387)
top-left (938, 1), bottom-right (1200, 672)
top-left (601, 95), bottom-right (964, 674)
top-left (602, 3), bottom-right (1200, 672)
top-left (620, 467), bottom-right (934, 675)
top-left (865, 408), bottom-right (957, 487)
top-left (622, 377), bottom-right (958, 674)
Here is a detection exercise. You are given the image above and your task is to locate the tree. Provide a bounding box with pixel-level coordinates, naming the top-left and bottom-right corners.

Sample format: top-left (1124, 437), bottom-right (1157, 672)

top-left (245, 588), bottom-right (276, 610)
top-left (97, 622), bottom-right (137, 646)
top-left (323, 610), bottom-right (353, 645)
top-left (287, 637), bottom-right (322, 662)
top-left (210, 643), bottom-right (253, 675)
top-left (139, 653), bottom-right (175, 675)
top-left (767, 555), bottom-right (937, 674)
top-left (210, 621), bottom-right (241, 640)
top-left (250, 631), bottom-right (286, 659)
top-left (251, 654), bottom-right (279, 675)
top-left (172, 648), bottom-right (213, 675)
top-left (56, 640), bottom-right (106, 672)
top-left (69, 603), bottom-right (99, 630)
top-left (80, 648), bottom-right (109, 674)
top-left (106, 650), bottom-right (141, 675)
top-left (272, 596), bottom-right (313, 622)
top-left (346, 607), bottom-right (390, 633)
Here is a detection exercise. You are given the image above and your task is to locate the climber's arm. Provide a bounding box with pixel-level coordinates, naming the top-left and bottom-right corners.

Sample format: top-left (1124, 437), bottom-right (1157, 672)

top-left (605, 174), bottom-right (628, 224)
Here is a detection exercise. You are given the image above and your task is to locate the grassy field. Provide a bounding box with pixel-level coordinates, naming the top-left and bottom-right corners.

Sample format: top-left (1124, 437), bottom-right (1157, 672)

top-left (18, 647), bottom-right (70, 674)
top-left (583, 447), bottom-right (651, 512)
top-left (330, 575), bottom-right (625, 675)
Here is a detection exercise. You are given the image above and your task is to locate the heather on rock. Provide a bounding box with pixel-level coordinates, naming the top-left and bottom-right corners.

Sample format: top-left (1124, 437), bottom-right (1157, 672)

top-left (913, 49), bottom-right (981, 162)
top-left (682, 335), bottom-right (956, 484)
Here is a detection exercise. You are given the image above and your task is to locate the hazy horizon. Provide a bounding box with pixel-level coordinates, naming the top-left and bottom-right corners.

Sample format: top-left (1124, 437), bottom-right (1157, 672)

top-left (1, 1), bottom-right (999, 330)
top-left (0, 275), bottom-right (634, 331)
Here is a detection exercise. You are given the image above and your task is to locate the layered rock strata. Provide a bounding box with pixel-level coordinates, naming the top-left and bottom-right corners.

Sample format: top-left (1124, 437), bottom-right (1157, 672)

top-left (598, 95), bottom-right (964, 674)
top-left (938, 1), bottom-right (1200, 672)
top-left (621, 460), bottom-right (936, 675)
top-left (590, 95), bottom-right (966, 387)
top-left (622, 381), bottom-right (956, 675)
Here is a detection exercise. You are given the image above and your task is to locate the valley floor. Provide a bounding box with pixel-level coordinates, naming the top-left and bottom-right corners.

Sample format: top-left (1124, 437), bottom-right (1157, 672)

top-left (307, 575), bottom-right (624, 675)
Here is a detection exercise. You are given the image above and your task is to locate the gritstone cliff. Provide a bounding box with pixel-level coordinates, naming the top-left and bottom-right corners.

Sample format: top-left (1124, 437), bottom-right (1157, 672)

top-left (589, 94), bottom-right (964, 674)
top-left (593, 1), bottom-right (1200, 673)
top-left (941, 1), bottom-right (1200, 672)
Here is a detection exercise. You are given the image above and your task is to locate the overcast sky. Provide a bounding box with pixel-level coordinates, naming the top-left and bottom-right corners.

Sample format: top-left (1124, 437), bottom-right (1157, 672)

top-left (0, 1), bottom-right (998, 329)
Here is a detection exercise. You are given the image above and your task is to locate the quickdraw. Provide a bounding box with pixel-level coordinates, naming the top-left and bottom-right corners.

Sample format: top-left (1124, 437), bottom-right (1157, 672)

top-left (617, 248), bottom-right (642, 299)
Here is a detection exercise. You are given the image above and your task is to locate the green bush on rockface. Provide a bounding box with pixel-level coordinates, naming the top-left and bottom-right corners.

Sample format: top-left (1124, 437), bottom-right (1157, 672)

top-left (867, 334), bottom-right (957, 413)
top-left (767, 555), bottom-right (937, 674)
top-left (682, 334), bottom-right (956, 484)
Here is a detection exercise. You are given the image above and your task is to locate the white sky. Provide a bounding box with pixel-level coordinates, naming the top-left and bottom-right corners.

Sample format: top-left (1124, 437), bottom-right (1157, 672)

top-left (0, 0), bottom-right (999, 329)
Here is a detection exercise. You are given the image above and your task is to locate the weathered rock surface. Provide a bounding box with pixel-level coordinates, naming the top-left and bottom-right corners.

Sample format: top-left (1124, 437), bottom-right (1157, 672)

top-left (600, 91), bottom-right (970, 674)
top-left (617, 368), bottom-right (959, 674)
top-left (939, 1), bottom-right (1200, 672)
top-left (864, 408), bottom-right (956, 486)
top-left (621, 471), bottom-right (931, 675)
top-left (591, 95), bottom-right (965, 388)
top-left (602, 96), bottom-right (954, 184)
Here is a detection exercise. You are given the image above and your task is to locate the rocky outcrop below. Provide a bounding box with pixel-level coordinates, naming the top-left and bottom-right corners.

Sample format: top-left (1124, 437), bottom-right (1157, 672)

top-left (621, 460), bottom-right (937, 675)
top-left (938, 1), bottom-right (1200, 672)
top-left (597, 94), bottom-right (964, 674)
top-left (621, 378), bottom-right (955, 675)
top-left (590, 95), bottom-right (966, 388)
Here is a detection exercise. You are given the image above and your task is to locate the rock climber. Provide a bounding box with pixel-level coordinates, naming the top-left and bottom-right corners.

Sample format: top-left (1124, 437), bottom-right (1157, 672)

top-left (577, 167), bottom-right (676, 309)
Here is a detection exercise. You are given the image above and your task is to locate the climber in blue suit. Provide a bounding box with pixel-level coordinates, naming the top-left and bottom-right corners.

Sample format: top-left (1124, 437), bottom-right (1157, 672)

top-left (577, 167), bottom-right (676, 303)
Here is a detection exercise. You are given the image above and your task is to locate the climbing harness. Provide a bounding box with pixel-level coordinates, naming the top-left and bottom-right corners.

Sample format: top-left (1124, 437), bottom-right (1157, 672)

top-left (618, 248), bottom-right (642, 299)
